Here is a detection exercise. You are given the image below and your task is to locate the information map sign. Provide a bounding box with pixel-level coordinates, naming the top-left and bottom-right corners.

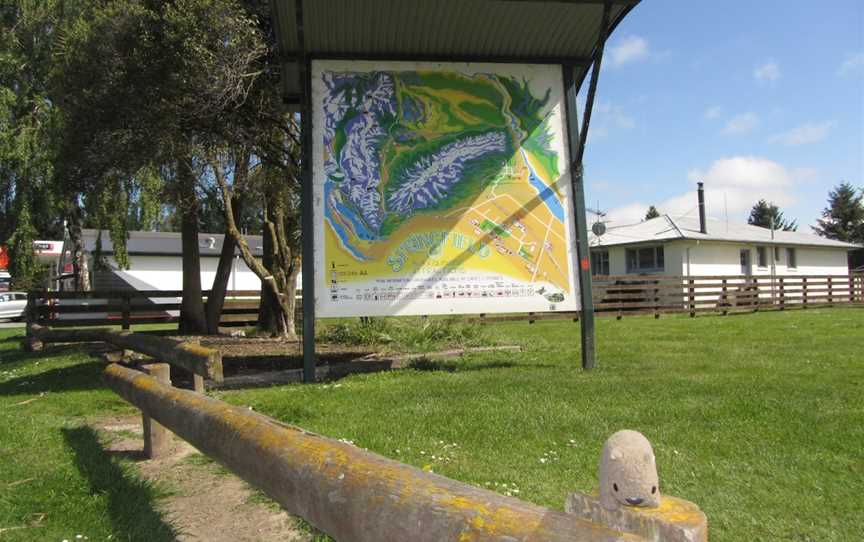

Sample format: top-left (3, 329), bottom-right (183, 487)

top-left (312, 60), bottom-right (580, 317)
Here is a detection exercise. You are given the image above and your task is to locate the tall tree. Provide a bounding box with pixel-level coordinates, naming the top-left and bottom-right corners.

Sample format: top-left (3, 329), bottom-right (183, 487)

top-left (812, 182), bottom-right (864, 243)
top-left (644, 205), bottom-right (660, 220)
top-left (748, 199), bottom-right (798, 231)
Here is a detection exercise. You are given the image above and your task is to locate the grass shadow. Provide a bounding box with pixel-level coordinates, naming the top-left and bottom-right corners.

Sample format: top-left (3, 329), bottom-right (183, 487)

top-left (0, 361), bottom-right (105, 396)
top-left (62, 426), bottom-right (176, 541)
top-left (406, 357), bottom-right (519, 372)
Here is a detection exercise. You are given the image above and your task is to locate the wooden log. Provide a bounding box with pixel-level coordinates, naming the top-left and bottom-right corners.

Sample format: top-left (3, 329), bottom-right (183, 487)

top-left (141, 363), bottom-right (172, 459)
top-left (103, 331), bottom-right (223, 382)
top-left (102, 363), bottom-right (638, 542)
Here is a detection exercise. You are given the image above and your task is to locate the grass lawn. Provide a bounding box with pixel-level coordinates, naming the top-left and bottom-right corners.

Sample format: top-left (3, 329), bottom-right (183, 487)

top-left (1, 308), bottom-right (862, 541)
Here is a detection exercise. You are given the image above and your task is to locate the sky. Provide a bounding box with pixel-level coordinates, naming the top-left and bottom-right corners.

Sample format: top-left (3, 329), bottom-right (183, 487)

top-left (577, 0), bottom-right (864, 230)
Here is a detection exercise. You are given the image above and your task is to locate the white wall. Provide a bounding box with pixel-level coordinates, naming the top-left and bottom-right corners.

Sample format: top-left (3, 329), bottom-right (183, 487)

top-left (683, 241), bottom-right (849, 277)
top-left (104, 255), bottom-right (263, 291)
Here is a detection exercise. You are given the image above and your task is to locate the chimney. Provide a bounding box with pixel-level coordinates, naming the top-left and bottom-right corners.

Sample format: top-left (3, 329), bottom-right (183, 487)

top-left (697, 182), bottom-right (707, 234)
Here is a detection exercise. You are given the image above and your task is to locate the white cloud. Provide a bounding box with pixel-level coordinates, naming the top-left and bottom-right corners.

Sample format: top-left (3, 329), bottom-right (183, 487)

top-left (605, 156), bottom-right (801, 225)
top-left (721, 112), bottom-right (760, 135)
top-left (754, 61), bottom-right (781, 82)
top-left (837, 52), bottom-right (864, 76)
top-left (768, 121), bottom-right (836, 146)
top-left (585, 101), bottom-right (635, 140)
top-left (704, 106), bottom-right (722, 120)
top-left (609, 35), bottom-right (649, 66)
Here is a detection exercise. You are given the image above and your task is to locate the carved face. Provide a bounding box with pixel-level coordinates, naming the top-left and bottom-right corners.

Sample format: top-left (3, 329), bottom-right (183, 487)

top-left (598, 430), bottom-right (660, 511)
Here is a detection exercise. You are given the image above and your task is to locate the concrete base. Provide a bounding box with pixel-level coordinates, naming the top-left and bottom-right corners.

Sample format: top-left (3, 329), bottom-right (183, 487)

top-left (566, 492), bottom-right (707, 542)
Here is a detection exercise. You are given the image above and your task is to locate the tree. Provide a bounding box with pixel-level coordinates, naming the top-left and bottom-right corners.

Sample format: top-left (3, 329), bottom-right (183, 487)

top-left (812, 182), bottom-right (864, 243)
top-left (747, 199), bottom-right (798, 231)
top-left (7, 195), bottom-right (42, 290)
top-left (644, 205), bottom-right (660, 220)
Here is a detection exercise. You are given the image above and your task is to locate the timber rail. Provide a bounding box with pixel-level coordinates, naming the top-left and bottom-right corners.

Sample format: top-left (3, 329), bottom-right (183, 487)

top-left (104, 362), bottom-right (690, 541)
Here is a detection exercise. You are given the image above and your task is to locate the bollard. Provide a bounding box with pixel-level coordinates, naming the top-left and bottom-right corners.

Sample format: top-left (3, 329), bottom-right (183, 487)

top-left (141, 363), bottom-right (172, 459)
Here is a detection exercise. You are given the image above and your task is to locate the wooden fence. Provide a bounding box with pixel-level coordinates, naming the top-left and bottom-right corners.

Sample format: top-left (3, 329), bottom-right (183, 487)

top-left (27, 289), bottom-right (263, 330)
top-left (27, 274), bottom-right (864, 331)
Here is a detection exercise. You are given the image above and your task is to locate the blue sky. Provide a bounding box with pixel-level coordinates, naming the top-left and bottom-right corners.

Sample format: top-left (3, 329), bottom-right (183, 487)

top-left (578, 0), bottom-right (863, 229)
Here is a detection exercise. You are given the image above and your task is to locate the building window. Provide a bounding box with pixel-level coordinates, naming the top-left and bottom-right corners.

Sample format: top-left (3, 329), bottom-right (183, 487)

top-left (625, 245), bottom-right (665, 273)
top-left (786, 247), bottom-right (797, 269)
top-left (757, 246), bottom-right (768, 268)
top-left (591, 250), bottom-right (610, 276)
top-left (774, 246), bottom-right (781, 262)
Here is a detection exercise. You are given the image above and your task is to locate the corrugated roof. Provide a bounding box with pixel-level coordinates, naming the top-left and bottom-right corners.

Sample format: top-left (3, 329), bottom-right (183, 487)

top-left (80, 230), bottom-right (265, 257)
top-left (590, 215), bottom-right (862, 250)
top-left (273, 0), bottom-right (640, 96)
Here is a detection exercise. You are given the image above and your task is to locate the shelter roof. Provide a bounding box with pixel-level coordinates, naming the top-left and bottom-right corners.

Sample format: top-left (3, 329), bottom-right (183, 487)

top-left (589, 215), bottom-right (862, 250)
top-left (272, 0), bottom-right (640, 98)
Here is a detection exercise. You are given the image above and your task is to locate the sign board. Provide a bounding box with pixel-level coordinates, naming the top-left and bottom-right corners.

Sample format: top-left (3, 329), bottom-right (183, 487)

top-left (312, 60), bottom-right (580, 317)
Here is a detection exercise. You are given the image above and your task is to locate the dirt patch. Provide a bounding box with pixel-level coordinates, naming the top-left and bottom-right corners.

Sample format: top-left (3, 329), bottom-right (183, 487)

top-left (93, 416), bottom-right (313, 541)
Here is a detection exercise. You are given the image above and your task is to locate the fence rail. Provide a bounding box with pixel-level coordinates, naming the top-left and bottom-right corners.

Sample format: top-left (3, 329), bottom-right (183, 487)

top-left (26, 274), bottom-right (864, 331)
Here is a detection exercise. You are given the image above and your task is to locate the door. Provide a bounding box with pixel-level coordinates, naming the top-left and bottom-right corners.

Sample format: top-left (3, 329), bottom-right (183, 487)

top-left (739, 249), bottom-right (751, 276)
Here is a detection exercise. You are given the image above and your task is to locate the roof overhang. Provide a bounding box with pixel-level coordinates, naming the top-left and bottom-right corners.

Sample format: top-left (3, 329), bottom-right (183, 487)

top-left (271, 0), bottom-right (640, 101)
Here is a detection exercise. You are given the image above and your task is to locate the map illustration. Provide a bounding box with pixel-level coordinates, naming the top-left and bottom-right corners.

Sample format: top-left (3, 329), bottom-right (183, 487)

top-left (312, 61), bottom-right (578, 317)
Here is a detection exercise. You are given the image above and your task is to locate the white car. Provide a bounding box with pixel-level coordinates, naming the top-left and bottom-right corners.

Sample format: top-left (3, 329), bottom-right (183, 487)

top-left (0, 292), bottom-right (27, 320)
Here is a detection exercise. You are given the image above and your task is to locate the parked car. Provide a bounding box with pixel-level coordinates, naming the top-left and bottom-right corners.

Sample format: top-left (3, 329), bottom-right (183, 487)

top-left (0, 291), bottom-right (27, 320)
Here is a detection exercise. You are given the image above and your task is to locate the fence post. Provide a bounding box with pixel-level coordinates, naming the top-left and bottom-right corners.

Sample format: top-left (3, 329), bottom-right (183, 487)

top-left (121, 293), bottom-right (131, 331)
top-left (802, 277), bottom-right (808, 309)
top-left (653, 285), bottom-right (660, 319)
top-left (851, 274), bottom-right (857, 304)
top-left (688, 279), bottom-right (695, 317)
top-left (721, 278), bottom-right (728, 316)
top-left (25, 291), bottom-right (35, 337)
top-left (827, 276), bottom-right (833, 306)
top-left (779, 277), bottom-right (785, 310)
top-left (141, 363), bottom-right (172, 459)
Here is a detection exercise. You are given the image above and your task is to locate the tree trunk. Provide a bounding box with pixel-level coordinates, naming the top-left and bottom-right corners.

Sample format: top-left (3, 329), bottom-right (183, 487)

top-left (205, 198), bottom-right (243, 334)
top-left (178, 160), bottom-right (207, 333)
top-left (256, 218), bottom-right (278, 335)
top-left (67, 207), bottom-right (91, 292)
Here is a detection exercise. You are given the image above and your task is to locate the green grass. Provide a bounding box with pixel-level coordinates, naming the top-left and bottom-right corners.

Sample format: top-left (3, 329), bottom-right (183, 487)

top-left (1, 308), bottom-right (862, 541)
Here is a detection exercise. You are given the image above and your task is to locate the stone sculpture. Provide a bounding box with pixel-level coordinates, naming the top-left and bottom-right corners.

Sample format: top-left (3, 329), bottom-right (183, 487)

top-left (598, 429), bottom-right (660, 511)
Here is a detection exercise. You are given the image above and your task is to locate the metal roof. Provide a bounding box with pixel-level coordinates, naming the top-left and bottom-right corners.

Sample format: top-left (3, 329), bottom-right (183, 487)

top-left (589, 215), bottom-right (862, 250)
top-left (79, 230), bottom-right (265, 258)
top-left (272, 0), bottom-right (640, 98)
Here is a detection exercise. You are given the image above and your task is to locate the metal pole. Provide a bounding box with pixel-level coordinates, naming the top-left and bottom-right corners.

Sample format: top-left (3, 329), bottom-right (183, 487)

top-left (562, 2), bottom-right (610, 370)
top-left (296, 0), bottom-right (316, 383)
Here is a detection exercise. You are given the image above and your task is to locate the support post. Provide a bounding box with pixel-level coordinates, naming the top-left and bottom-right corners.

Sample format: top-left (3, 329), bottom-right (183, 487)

top-left (141, 363), bottom-right (171, 458)
top-left (562, 2), bottom-right (609, 370)
top-left (721, 278), bottom-right (728, 316)
top-left (802, 277), bottom-right (808, 308)
top-left (121, 293), bottom-right (131, 331)
top-left (779, 276), bottom-right (785, 309)
top-left (296, 0), bottom-right (316, 383)
top-left (827, 276), bottom-right (833, 306)
top-left (688, 279), bottom-right (695, 317)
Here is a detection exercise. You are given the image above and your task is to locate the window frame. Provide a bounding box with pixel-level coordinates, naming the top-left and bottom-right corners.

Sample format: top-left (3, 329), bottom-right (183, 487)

top-left (591, 250), bottom-right (610, 277)
top-left (756, 246), bottom-right (768, 268)
top-left (625, 245), bottom-right (665, 274)
top-left (786, 247), bottom-right (797, 269)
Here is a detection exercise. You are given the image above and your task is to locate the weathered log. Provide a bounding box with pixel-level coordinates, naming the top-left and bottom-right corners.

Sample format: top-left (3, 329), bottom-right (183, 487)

top-left (29, 323), bottom-right (111, 344)
top-left (103, 364), bottom-right (641, 542)
top-left (103, 331), bottom-right (222, 382)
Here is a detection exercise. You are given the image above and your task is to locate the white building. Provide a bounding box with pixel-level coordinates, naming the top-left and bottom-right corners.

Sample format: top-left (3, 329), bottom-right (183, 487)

top-left (60, 230), bottom-right (264, 292)
top-left (589, 215), bottom-right (859, 279)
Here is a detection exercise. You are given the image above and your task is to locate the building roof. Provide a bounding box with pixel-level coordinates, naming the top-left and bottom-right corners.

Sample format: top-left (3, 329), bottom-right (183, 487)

top-left (590, 215), bottom-right (862, 250)
top-left (79, 230), bottom-right (265, 258)
top-left (272, 0), bottom-right (640, 98)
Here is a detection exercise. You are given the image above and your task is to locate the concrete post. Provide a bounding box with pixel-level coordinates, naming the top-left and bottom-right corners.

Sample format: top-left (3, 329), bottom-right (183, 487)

top-left (141, 363), bottom-right (172, 459)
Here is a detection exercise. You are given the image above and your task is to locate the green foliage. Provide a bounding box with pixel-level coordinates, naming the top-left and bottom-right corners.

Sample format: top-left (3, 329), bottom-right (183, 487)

top-left (7, 196), bottom-right (43, 290)
top-left (812, 182), bottom-right (864, 243)
top-left (747, 199), bottom-right (798, 231)
top-left (317, 317), bottom-right (490, 352)
top-left (644, 205), bottom-right (660, 220)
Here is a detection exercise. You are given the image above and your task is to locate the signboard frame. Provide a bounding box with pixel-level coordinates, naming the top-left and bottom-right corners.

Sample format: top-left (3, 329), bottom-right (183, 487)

top-left (311, 59), bottom-right (582, 318)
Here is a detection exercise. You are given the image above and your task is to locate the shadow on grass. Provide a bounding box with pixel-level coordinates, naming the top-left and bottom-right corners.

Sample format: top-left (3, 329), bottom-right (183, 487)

top-left (62, 426), bottom-right (176, 541)
top-left (406, 358), bottom-right (518, 372)
top-left (0, 361), bottom-right (105, 396)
